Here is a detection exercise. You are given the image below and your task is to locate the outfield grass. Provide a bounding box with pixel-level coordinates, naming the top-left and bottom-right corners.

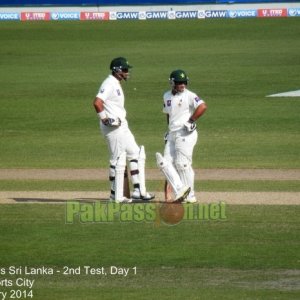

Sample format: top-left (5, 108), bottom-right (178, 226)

top-left (0, 19), bottom-right (299, 168)
top-left (0, 204), bottom-right (299, 299)
top-left (0, 179), bottom-right (300, 191)
top-left (0, 18), bottom-right (299, 300)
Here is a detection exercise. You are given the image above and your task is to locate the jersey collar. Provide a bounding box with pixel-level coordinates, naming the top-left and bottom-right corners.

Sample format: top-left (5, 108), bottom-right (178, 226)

top-left (109, 74), bottom-right (121, 84)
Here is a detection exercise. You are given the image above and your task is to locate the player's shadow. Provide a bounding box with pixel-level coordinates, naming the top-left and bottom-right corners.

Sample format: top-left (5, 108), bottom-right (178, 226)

top-left (12, 198), bottom-right (102, 203)
top-left (11, 198), bottom-right (165, 203)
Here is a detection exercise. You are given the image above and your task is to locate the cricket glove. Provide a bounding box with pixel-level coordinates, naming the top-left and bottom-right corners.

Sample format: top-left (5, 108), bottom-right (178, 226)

top-left (102, 117), bottom-right (121, 127)
top-left (184, 118), bottom-right (197, 132)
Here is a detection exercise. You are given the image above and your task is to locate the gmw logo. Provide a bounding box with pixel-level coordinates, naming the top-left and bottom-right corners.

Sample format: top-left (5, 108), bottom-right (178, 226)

top-left (205, 10), bottom-right (228, 18)
top-left (175, 11), bottom-right (198, 19)
top-left (115, 12), bottom-right (139, 19)
top-left (144, 11), bottom-right (169, 19)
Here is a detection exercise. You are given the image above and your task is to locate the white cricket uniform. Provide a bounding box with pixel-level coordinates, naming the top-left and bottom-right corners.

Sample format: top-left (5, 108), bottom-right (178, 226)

top-left (96, 74), bottom-right (139, 165)
top-left (163, 88), bottom-right (204, 162)
top-left (162, 88), bottom-right (205, 198)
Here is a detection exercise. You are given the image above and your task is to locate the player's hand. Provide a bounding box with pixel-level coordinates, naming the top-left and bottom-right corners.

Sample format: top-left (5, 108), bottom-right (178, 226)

top-left (184, 119), bottom-right (197, 132)
top-left (102, 118), bottom-right (121, 127)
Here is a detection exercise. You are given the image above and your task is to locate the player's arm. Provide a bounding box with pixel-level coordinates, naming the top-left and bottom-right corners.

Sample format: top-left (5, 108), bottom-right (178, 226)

top-left (184, 102), bottom-right (207, 132)
top-left (189, 102), bottom-right (207, 122)
top-left (93, 97), bottom-right (105, 115)
top-left (93, 97), bottom-right (121, 127)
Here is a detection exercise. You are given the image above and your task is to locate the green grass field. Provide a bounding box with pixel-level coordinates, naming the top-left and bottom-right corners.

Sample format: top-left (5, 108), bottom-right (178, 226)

top-left (0, 18), bottom-right (300, 300)
top-left (0, 204), bottom-right (299, 299)
top-left (0, 19), bottom-right (299, 168)
top-left (0, 179), bottom-right (300, 191)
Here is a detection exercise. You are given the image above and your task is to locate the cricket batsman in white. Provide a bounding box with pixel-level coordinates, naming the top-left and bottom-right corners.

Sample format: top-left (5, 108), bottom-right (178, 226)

top-left (93, 57), bottom-right (154, 203)
top-left (156, 69), bottom-right (207, 203)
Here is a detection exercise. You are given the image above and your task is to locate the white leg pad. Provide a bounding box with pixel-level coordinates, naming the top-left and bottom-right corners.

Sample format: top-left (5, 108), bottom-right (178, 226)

top-left (175, 153), bottom-right (194, 196)
top-left (109, 165), bottom-right (116, 199)
top-left (129, 159), bottom-right (139, 185)
top-left (115, 152), bottom-right (126, 201)
top-left (138, 145), bottom-right (146, 196)
top-left (156, 152), bottom-right (184, 197)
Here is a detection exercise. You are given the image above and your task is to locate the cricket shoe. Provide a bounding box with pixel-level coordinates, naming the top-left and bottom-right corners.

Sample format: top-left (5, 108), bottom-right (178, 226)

top-left (109, 196), bottom-right (132, 203)
top-left (132, 190), bottom-right (155, 201)
top-left (173, 186), bottom-right (191, 203)
top-left (115, 197), bottom-right (132, 203)
top-left (183, 196), bottom-right (197, 203)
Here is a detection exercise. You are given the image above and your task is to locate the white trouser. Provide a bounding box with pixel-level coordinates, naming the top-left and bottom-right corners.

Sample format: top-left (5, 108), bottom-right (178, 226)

top-left (101, 120), bottom-right (140, 164)
top-left (164, 129), bottom-right (198, 198)
top-left (99, 120), bottom-right (147, 197)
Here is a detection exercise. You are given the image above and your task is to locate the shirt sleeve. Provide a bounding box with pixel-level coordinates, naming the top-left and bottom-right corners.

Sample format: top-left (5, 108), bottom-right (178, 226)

top-left (162, 101), bottom-right (168, 114)
top-left (96, 82), bottom-right (113, 103)
top-left (190, 91), bottom-right (204, 109)
top-left (162, 93), bottom-right (169, 114)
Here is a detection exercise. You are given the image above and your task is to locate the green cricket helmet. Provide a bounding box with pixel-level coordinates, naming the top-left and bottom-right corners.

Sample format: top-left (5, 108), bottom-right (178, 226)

top-left (169, 69), bottom-right (189, 85)
top-left (110, 57), bottom-right (133, 72)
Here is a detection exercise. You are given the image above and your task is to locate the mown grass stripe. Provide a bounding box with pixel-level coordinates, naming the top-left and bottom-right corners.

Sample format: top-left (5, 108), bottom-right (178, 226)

top-left (0, 180), bottom-right (299, 192)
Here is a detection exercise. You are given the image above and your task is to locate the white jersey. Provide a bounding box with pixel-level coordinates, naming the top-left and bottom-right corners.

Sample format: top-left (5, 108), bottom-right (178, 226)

top-left (96, 74), bottom-right (127, 122)
top-left (163, 88), bottom-right (204, 132)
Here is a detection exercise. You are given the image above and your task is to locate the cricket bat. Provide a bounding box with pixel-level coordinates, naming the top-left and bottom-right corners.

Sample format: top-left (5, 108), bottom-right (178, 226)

top-left (164, 180), bottom-right (173, 202)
